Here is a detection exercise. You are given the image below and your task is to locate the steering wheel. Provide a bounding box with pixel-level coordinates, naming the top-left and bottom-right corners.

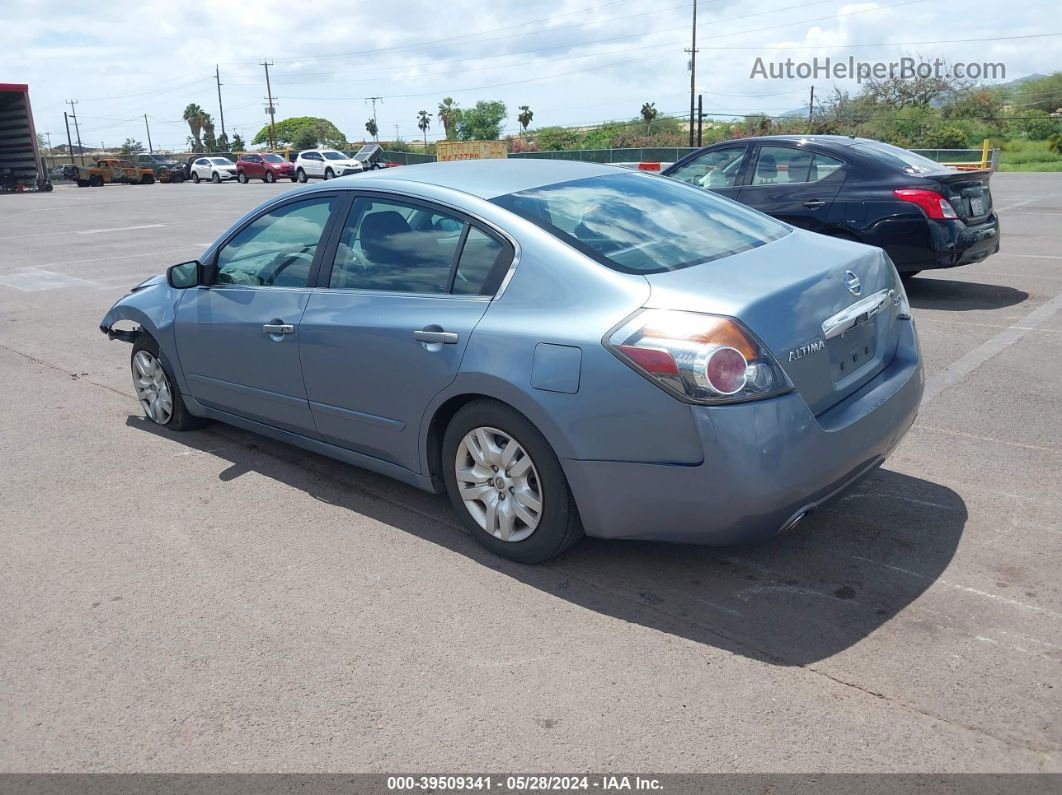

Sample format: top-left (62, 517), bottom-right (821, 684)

top-left (261, 248), bottom-right (315, 285)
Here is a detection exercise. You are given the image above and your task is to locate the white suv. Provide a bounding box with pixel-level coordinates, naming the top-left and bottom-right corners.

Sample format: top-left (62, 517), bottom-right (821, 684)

top-left (189, 156), bottom-right (238, 183)
top-left (294, 149), bottom-right (363, 182)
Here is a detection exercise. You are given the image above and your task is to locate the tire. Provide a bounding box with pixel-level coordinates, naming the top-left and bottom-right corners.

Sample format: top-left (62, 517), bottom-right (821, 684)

top-left (211, 171), bottom-right (221, 184)
top-left (900, 270), bottom-right (922, 280)
top-left (192, 171), bottom-right (200, 183)
top-left (130, 335), bottom-right (206, 431)
top-left (264, 171), bottom-right (275, 183)
top-left (290, 175), bottom-right (299, 182)
top-left (442, 399), bottom-right (583, 564)
top-left (174, 173), bottom-right (185, 183)
top-left (296, 168), bottom-right (307, 183)
top-left (237, 171), bottom-right (248, 184)
top-left (89, 175), bottom-right (103, 187)
top-left (140, 174), bottom-right (154, 184)
top-left (324, 167), bottom-right (334, 180)
top-left (77, 179), bottom-right (89, 188)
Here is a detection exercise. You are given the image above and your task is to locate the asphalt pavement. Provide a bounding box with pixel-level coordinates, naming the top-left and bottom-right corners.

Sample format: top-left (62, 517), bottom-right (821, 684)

top-left (0, 172), bottom-right (1059, 772)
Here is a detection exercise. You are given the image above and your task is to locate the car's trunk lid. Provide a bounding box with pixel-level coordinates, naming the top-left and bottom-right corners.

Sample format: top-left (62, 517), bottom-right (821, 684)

top-left (920, 168), bottom-right (993, 224)
top-left (643, 229), bottom-right (903, 416)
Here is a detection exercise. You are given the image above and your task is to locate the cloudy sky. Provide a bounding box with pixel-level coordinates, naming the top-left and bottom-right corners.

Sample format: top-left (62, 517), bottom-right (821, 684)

top-left (7, 0), bottom-right (1059, 151)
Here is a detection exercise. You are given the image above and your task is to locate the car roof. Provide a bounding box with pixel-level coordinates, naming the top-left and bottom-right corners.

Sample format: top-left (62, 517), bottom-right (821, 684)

top-left (717, 135), bottom-right (879, 149)
top-left (339, 159), bottom-right (620, 200)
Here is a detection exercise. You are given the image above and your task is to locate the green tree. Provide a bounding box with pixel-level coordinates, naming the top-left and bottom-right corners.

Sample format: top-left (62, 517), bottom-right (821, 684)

top-left (252, 117), bottom-right (346, 148)
top-left (216, 132), bottom-right (230, 152)
top-left (119, 138), bottom-right (144, 155)
top-left (1017, 109), bottom-right (1059, 140)
top-left (438, 97), bottom-right (460, 140)
top-left (202, 114), bottom-right (217, 152)
top-left (417, 110), bottom-right (432, 147)
top-left (1049, 133), bottom-right (1062, 154)
top-left (456, 100), bottom-right (507, 141)
top-left (640, 102), bottom-right (657, 134)
top-left (365, 118), bottom-right (379, 141)
top-left (294, 126), bottom-right (320, 150)
top-left (231, 133), bottom-right (245, 152)
top-left (517, 105), bottom-right (534, 135)
top-left (1014, 73), bottom-right (1062, 114)
top-left (182, 103), bottom-right (209, 151)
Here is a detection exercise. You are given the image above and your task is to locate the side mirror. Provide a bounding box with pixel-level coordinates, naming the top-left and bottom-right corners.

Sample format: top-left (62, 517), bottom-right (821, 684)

top-left (167, 260), bottom-right (202, 289)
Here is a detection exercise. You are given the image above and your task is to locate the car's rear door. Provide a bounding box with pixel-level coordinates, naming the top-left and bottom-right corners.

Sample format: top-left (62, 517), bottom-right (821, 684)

top-left (298, 192), bottom-right (514, 472)
top-left (174, 193), bottom-right (343, 435)
top-left (737, 144), bottom-right (847, 234)
top-left (664, 144), bottom-right (750, 202)
top-left (242, 154), bottom-right (261, 178)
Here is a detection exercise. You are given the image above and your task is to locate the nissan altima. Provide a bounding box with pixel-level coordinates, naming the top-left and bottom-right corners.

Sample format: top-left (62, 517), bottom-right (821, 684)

top-left (100, 160), bottom-right (923, 563)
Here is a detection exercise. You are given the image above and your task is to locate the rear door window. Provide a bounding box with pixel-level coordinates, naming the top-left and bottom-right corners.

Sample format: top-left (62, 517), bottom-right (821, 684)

top-left (751, 147), bottom-right (846, 185)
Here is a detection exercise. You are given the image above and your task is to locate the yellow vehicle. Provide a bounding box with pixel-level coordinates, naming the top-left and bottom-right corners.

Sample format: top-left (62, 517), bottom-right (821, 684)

top-left (73, 158), bottom-right (155, 187)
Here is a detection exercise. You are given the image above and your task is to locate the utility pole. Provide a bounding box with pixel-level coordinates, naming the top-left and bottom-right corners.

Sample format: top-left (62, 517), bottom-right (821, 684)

top-left (808, 86), bottom-right (816, 126)
top-left (685, 0), bottom-right (698, 146)
top-left (144, 114), bottom-right (154, 154)
top-left (365, 95), bottom-right (383, 140)
top-left (393, 124), bottom-right (400, 142)
top-left (66, 99), bottom-right (84, 165)
top-left (215, 64), bottom-right (226, 140)
top-left (261, 60), bottom-right (277, 150)
top-left (697, 94), bottom-right (704, 147)
top-left (63, 112), bottom-right (74, 163)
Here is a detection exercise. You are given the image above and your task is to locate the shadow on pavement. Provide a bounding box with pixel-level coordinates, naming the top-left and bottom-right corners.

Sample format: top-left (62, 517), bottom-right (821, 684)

top-left (128, 416), bottom-right (966, 667)
top-left (905, 277), bottom-right (1028, 312)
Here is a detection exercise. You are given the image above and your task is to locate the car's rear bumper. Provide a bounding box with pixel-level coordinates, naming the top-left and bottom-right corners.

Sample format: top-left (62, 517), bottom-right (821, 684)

top-left (879, 214), bottom-right (1000, 272)
top-left (562, 320), bottom-right (923, 545)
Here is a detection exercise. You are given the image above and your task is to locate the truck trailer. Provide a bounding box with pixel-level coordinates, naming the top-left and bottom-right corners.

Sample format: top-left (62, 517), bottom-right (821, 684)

top-left (0, 83), bottom-right (50, 192)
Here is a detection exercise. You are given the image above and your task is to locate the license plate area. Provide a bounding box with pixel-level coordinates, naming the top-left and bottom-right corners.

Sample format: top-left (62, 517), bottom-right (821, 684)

top-left (970, 195), bottom-right (986, 215)
top-left (828, 320), bottom-right (877, 381)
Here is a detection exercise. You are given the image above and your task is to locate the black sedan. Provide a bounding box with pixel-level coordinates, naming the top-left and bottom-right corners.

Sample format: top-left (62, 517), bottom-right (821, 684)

top-left (663, 135), bottom-right (1000, 276)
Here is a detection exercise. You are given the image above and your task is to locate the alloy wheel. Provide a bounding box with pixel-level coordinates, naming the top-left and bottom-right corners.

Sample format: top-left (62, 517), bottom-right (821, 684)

top-left (455, 427), bottom-right (542, 542)
top-left (132, 350), bottom-right (174, 425)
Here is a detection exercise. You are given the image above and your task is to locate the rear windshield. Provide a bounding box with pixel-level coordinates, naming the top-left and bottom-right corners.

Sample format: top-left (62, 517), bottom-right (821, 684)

top-left (492, 172), bottom-right (789, 274)
top-left (852, 141), bottom-right (945, 174)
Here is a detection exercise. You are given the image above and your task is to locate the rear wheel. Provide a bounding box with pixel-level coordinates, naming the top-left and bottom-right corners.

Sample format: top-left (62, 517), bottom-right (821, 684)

top-left (237, 171), bottom-right (248, 184)
top-left (211, 171), bottom-right (221, 184)
top-left (296, 168), bottom-right (307, 183)
top-left (324, 167), bottom-right (334, 180)
top-left (89, 175), bottom-right (103, 187)
top-left (130, 335), bottom-right (206, 431)
top-left (192, 171), bottom-right (200, 183)
top-left (140, 174), bottom-right (154, 184)
top-left (264, 171), bottom-right (275, 183)
top-left (442, 400), bottom-right (583, 564)
top-left (77, 179), bottom-right (89, 188)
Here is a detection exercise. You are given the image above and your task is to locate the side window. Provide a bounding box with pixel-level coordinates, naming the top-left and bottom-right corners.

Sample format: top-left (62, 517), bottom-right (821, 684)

top-left (811, 153), bottom-right (846, 182)
top-left (196, 159), bottom-right (208, 166)
top-left (215, 197), bottom-right (335, 288)
top-left (752, 146), bottom-right (823, 186)
top-left (452, 227), bottom-right (506, 296)
top-left (668, 147), bottom-right (746, 189)
top-left (329, 197), bottom-right (465, 293)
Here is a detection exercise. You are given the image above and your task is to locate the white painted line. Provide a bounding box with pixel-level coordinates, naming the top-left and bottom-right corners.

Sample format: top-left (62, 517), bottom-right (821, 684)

top-left (921, 291), bottom-right (1062, 405)
top-left (0, 269), bottom-right (103, 291)
top-left (916, 317), bottom-right (1062, 335)
top-left (77, 224), bottom-right (165, 235)
top-left (1008, 253), bottom-right (1062, 261)
top-left (994, 192), bottom-right (1062, 212)
top-left (916, 424), bottom-right (1061, 454)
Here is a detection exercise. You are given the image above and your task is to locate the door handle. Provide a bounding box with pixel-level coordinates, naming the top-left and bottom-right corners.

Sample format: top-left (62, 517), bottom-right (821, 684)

top-left (413, 329), bottom-right (459, 344)
top-left (262, 323), bottom-right (295, 335)
top-left (803, 199), bottom-right (827, 209)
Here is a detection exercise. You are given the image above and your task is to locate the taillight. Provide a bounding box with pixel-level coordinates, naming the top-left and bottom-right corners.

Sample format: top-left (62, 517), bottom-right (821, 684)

top-left (893, 189), bottom-right (958, 220)
top-left (606, 309), bottom-right (792, 404)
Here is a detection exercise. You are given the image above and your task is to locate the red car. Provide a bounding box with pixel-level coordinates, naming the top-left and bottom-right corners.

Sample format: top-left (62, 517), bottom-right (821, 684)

top-left (235, 152), bottom-right (296, 183)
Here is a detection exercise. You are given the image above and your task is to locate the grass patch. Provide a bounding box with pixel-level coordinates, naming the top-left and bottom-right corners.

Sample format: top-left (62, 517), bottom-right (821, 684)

top-left (997, 139), bottom-right (1062, 171)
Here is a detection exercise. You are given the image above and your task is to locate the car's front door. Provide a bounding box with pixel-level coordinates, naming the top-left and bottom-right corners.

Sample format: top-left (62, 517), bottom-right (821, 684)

top-left (174, 194), bottom-right (341, 435)
top-left (193, 158), bottom-right (210, 179)
top-left (299, 193), bottom-right (513, 472)
top-left (737, 145), bottom-right (847, 233)
top-left (664, 145), bottom-right (749, 202)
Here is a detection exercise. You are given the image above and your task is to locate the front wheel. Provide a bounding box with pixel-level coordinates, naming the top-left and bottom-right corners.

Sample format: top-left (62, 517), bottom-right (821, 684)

top-left (442, 400), bottom-right (582, 564)
top-left (89, 175), bottom-right (103, 187)
top-left (237, 171), bottom-right (248, 184)
top-left (130, 335), bottom-right (206, 431)
top-left (192, 171), bottom-right (200, 183)
top-left (296, 168), bottom-right (307, 183)
top-left (77, 179), bottom-right (89, 188)
top-left (211, 171), bottom-right (221, 184)
top-left (264, 171), bottom-right (275, 183)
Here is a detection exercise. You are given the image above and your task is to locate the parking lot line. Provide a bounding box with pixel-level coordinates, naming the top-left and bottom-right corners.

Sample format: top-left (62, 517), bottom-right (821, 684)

top-left (77, 224), bottom-right (166, 235)
top-left (921, 290), bottom-right (1062, 404)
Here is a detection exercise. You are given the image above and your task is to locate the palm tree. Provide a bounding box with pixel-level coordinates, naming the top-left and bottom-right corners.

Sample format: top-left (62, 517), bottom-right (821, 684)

top-left (202, 114), bottom-right (217, 151)
top-left (517, 105), bottom-right (533, 136)
top-left (438, 97), bottom-right (459, 141)
top-left (182, 103), bottom-right (208, 151)
top-left (417, 110), bottom-right (432, 148)
top-left (640, 102), bottom-right (657, 135)
top-left (365, 118), bottom-right (379, 142)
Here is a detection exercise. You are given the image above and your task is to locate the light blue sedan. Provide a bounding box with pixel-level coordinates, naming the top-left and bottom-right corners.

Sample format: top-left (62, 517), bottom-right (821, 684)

top-left (100, 160), bottom-right (923, 563)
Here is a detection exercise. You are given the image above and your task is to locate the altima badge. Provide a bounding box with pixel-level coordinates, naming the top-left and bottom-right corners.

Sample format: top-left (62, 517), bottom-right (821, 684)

top-left (843, 270), bottom-right (862, 296)
top-left (788, 339), bottom-right (826, 362)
